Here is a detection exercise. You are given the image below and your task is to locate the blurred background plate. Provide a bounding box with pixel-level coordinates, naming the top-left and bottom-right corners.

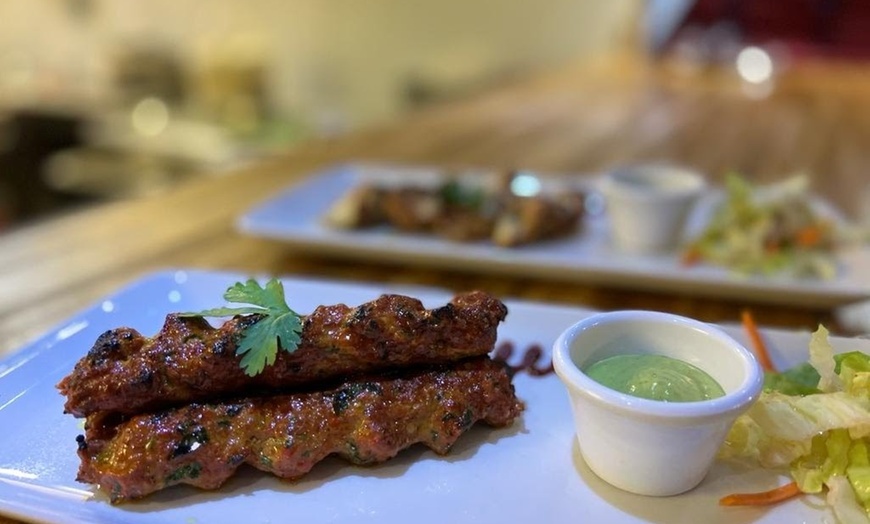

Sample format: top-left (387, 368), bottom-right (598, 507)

top-left (238, 163), bottom-right (870, 308)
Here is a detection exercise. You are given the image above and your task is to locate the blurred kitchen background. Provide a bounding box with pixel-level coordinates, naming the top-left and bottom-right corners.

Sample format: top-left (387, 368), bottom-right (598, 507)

top-left (0, 0), bottom-right (867, 231)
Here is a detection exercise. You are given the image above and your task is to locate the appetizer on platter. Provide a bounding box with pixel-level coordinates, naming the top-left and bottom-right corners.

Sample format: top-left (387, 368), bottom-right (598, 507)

top-left (682, 174), bottom-right (841, 278)
top-left (57, 279), bottom-right (523, 503)
top-left (323, 169), bottom-right (585, 247)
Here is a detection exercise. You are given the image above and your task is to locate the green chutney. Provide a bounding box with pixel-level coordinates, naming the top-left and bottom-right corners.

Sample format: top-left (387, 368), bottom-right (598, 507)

top-left (583, 354), bottom-right (725, 402)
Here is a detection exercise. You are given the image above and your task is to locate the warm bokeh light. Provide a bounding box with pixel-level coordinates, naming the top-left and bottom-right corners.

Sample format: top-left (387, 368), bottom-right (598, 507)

top-left (735, 46), bottom-right (773, 84)
top-left (131, 97), bottom-right (170, 137)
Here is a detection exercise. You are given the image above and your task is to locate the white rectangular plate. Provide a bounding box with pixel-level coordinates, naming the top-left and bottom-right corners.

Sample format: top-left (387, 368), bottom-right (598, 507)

top-left (0, 269), bottom-right (865, 524)
top-left (237, 163), bottom-right (870, 307)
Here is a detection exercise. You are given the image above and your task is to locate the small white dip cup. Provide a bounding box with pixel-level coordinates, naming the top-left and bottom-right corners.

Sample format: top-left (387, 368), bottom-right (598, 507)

top-left (552, 310), bottom-right (763, 497)
top-left (600, 164), bottom-right (706, 254)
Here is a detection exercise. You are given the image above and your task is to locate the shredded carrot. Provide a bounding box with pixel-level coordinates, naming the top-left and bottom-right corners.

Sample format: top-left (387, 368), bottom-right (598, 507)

top-left (723, 317), bottom-right (800, 509)
top-left (795, 225), bottom-right (824, 248)
top-left (741, 309), bottom-right (776, 372)
top-left (681, 247), bottom-right (702, 266)
top-left (719, 481), bottom-right (802, 506)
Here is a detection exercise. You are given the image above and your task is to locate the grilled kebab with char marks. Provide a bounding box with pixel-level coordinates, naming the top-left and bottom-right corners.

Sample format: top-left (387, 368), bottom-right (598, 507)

top-left (58, 291), bottom-right (508, 417)
top-left (77, 357), bottom-right (523, 503)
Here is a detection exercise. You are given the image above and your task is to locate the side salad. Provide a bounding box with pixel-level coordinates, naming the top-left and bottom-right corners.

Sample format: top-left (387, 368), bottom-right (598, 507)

top-left (683, 173), bottom-right (840, 279)
top-left (719, 317), bottom-right (870, 524)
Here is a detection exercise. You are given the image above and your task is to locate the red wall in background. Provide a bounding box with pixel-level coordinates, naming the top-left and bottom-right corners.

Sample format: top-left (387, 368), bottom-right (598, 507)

top-left (677, 0), bottom-right (870, 60)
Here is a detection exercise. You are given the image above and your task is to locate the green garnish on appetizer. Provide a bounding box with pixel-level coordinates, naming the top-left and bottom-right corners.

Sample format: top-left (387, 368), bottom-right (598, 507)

top-left (181, 278), bottom-right (302, 376)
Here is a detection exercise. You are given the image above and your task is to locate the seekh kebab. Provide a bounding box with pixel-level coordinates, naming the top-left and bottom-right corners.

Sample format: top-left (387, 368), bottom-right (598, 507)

top-left (77, 357), bottom-right (522, 503)
top-left (59, 290), bottom-right (507, 417)
top-left (57, 282), bottom-right (523, 502)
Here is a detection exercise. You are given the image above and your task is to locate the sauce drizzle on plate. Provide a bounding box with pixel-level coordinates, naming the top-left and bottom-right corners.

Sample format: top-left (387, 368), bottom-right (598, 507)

top-left (493, 341), bottom-right (553, 377)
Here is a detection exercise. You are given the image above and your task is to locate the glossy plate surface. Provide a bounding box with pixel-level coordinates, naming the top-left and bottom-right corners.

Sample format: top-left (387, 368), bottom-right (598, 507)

top-left (238, 163), bottom-right (870, 307)
top-left (0, 269), bottom-right (865, 524)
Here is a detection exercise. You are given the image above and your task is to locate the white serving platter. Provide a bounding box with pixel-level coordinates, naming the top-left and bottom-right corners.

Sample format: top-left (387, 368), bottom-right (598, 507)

top-left (0, 268), bottom-right (863, 524)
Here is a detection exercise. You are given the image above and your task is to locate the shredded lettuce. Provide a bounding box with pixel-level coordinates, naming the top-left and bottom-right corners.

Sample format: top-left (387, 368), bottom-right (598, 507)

top-left (828, 475), bottom-right (870, 524)
top-left (719, 326), bottom-right (870, 522)
top-left (684, 173), bottom-right (838, 279)
top-left (812, 325), bottom-right (844, 393)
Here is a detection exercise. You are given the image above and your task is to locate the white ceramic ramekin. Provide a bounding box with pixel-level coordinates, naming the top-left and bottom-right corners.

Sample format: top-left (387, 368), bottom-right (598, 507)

top-left (552, 310), bottom-right (763, 497)
top-left (600, 164), bottom-right (706, 254)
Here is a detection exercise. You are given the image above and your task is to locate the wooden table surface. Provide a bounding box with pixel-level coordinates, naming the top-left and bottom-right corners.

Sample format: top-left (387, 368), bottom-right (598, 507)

top-left (1, 53), bottom-right (869, 522)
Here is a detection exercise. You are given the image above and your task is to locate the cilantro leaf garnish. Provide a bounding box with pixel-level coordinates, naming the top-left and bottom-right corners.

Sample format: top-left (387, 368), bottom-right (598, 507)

top-left (181, 278), bottom-right (303, 376)
top-left (440, 179), bottom-right (485, 209)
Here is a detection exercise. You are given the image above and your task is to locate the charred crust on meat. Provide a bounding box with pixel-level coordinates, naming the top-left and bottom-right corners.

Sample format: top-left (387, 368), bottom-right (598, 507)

top-left (171, 423), bottom-right (209, 458)
top-left (210, 337), bottom-right (228, 355)
top-left (300, 315), bottom-right (317, 333)
top-left (459, 408), bottom-right (474, 430)
top-left (441, 408), bottom-right (475, 431)
top-left (168, 314), bottom-right (210, 329)
top-left (135, 368), bottom-right (154, 386)
top-left (235, 314), bottom-right (263, 329)
top-left (374, 340), bottom-right (390, 360)
top-left (350, 303), bottom-right (372, 323)
top-left (332, 382), bottom-right (382, 415)
top-left (428, 303), bottom-right (455, 326)
top-left (75, 434), bottom-right (87, 451)
top-left (86, 329), bottom-right (131, 365)
top-left (394, 301), bottom-right (415, 320)
top-left (149, 411), bottom-right (171, 424)
top-left (365, 318), bottom-right (380, 335)
top-left (224, 404), bottom-right (243, 418)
